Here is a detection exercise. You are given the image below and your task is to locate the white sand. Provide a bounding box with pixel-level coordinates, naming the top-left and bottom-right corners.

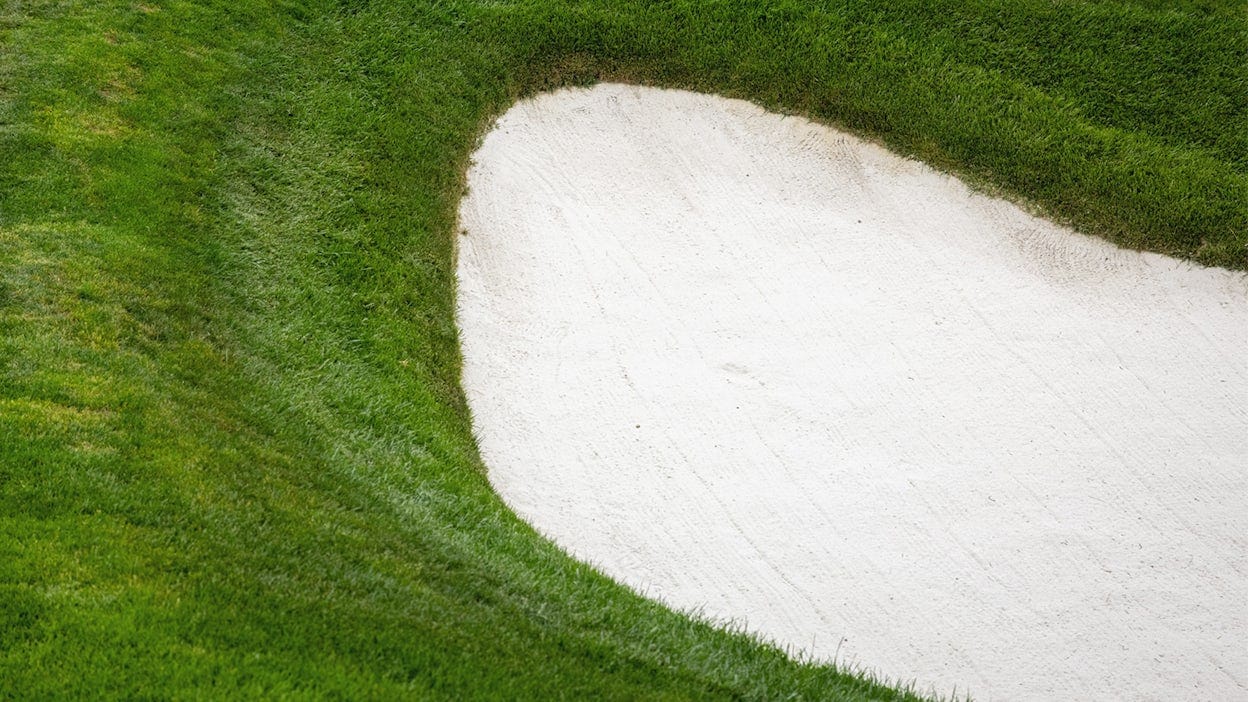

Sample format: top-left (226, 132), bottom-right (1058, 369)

top-left (455, 84), bottom-right (1248, 701)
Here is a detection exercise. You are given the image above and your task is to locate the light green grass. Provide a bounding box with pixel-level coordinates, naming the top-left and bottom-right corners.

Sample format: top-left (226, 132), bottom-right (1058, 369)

top-left (1, 0), bottom-right (1244, 698)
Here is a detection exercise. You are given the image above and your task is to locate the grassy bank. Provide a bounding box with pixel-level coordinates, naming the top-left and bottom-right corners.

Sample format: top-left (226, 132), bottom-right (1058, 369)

top-left (1, 0), bottom-right (1243, 698)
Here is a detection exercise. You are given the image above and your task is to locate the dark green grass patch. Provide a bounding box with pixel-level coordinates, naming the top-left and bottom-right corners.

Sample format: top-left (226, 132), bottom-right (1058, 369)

top-left (1, 0), bottom-right (1244, 698)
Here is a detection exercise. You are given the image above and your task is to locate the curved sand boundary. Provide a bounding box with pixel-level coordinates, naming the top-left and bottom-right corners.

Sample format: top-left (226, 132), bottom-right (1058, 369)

top-left (455, 84), bottom-right (1248, 700)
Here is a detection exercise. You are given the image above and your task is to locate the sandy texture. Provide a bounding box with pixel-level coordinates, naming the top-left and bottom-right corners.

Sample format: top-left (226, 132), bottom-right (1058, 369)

top-left (455, 84), bottom-right (1248, 701)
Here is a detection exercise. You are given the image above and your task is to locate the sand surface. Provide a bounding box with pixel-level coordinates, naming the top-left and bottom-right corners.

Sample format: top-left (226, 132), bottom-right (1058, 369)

top-left (455, 84), bottom-right (1248, 701)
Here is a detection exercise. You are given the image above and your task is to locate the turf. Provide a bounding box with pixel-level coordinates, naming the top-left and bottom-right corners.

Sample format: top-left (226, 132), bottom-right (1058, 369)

top-left (1, 0), bottom-right (1243, 698)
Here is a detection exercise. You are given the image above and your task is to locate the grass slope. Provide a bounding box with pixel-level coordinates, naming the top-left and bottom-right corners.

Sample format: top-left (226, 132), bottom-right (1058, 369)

top-left (1, 0), bottom-right (1244, 698)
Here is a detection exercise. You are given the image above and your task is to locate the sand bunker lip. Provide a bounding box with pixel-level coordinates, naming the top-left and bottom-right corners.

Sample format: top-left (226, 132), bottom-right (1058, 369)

top-left (455, 83), bottom-right (1248, 701)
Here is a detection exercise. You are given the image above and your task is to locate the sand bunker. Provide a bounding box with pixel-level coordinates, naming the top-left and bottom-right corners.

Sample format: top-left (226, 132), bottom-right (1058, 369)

top-left (455, 84), bottom-right (1247, 700)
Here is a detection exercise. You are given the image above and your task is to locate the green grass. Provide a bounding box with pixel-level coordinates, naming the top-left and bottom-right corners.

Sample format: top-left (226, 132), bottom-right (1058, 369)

top-left (1, 0), bottom-right (1244, 698)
